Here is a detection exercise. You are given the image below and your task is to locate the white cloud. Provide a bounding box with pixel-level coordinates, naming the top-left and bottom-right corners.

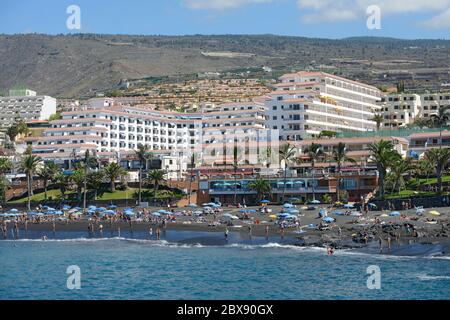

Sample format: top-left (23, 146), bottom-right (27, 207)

top-left (183, 0), bottom-right (274, 10)
top-left (421, 8), bottom-right (450, 28)
top-left (297, 0), bottom-right (450, 27)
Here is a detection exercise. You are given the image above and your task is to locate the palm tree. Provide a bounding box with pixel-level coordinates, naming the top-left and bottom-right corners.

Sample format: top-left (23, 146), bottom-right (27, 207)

top-left (370, 114), bottom-right (384, 131)
top-left (303, 143), bottom-right (324, 201)
top-left (430, 105), bottom-right (450, 148)
top-left (87, 171), bottom-right (105, 200)
top-left (70, 169), bottom-right (85, 202)
top-left (147, 169), bottom-right (167, 200)
top-left (81, 150), bottom-right (98, 213)
top-left (54, 172), bottom-right (70, 205)
top-left (37, 162), bottom-right (59, 202)
top-left (135, 144), bottom-right (153, 205)
top-left (232, 145), bottom-right (239, 206)
top-left (21, 154), bottom-right (42, 210)
top-left (0, 157), bottom-right (13, 205)
top-left (425, 148), bottom-right (450, 193)
top-left (416, 159), bottom-right (434, 187)
top-left (249, 178), bottom-right (271, 202)
top-left (389, 158), bottom-right (412, 194)
top-left (103, 162), bottom-right (127, 192)
top-left (368, 140), bottom-right (400, 199)
top-left (187, 153), bottom-right (198, 205)
top-left (279, 143), bottom-right (297, 203)
top-left (332, 142), bottom-right (356, 202)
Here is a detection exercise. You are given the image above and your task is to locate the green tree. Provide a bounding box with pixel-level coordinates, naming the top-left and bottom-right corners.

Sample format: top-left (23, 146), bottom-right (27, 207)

top-left (37, 162), bottom-right (59, 202)
top-left (249, 178), bottom-right (271, 202)
top-left (103, 162), bottom-right (127, 192)
top-left (389, 158), bottom-right (412, 194)
top-left (303, 143), bottom-right (325, 201)
top-left (279, 143), bottom-right (297, 203)
top-left (87, 171), bottom-right (105, 200)
top-left (54, 172), bottom-right (70, 204)
top-left (430, 105), bottom-right (450, 148)
top-left (425, 148), bottom-right (450, 193)
top-left (48, 113), bottom-right (62, 121)
top-left (332, 142), bottom-right (356, 202)
top-left (70, 169), bottom-right (85, 202)
top-left (368, 140), bottom-right (400, 199)
top-left (147, 169), bottom-right (167, 200)
top-left (0, 157), bottom-right (13, 205)
top-left (21, 154), bottom-right (42, 210)
top-left (370, 114), bottom-right (384, 131)
top-left (135, 144), bottom-right (153, 205)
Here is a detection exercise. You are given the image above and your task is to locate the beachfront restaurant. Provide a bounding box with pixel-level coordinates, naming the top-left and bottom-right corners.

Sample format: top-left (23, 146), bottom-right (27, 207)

top-left (197, 173), bottom-right (377, 205)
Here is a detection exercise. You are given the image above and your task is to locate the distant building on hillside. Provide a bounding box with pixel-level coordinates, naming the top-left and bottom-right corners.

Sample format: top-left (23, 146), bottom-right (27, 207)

top-left (0, 88), bottom-right (56, 128)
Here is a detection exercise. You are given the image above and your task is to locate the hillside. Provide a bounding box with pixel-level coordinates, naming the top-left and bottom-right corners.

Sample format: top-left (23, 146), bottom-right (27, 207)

top-left (0, 34), bottom-right (449, 98)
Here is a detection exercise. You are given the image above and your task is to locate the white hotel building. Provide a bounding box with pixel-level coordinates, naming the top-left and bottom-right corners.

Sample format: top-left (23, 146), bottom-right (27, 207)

top-left (265, 71), bottom-right (382, 140)
top-left (26, 102), bottom-right (268, 169)
top-left (0, 89), bottom-right (56, 128)
top-left (379, 92), bottom-right (450, 128)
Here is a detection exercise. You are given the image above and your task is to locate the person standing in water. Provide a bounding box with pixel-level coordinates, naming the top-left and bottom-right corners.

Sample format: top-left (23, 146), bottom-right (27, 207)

top-left (379, 237), bottom-right (383, 253)
top-left (387, 236), bottom-right (392, 252)
top-left (13, 221), bottom-right (19, 239)
top-left (224, 227), bottom-right (229, 240)
top-left (265, 225), bottom-right (269, 239)
top-left (156, 227), bottom-right (161, 240)
top-left (99, 224), bottom-right (103, 237)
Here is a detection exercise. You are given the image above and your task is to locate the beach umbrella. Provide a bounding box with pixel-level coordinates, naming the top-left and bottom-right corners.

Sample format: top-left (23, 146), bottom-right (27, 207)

top-left (310, 200), bottom-right (321, 204)
top-left (351, 212), bottom-right (362, 217)
top-left (186, 203), bottom-right (198, 208)
top-left (343, 204), bottom-right (355, 209)
top-left (125, 211), bottom-right (136, 216)
top-left (46, 207), bottom-right (56, 211)
top-left (62, 205), bottom-right (71, 210)
top-left (97, 207), bottom-right (107, 212)
top-left (288, 209), bottom-right (300, 214)
top-left (104, 210), bottom-right (115, 214)
top-left (260, 200), bottom-right (270, 203)
top-left (322, 217), bottom-right (335, 223)
top-left (319, 209), bottom-right (327, 217)
top-left (9, 208), bottom-right (19, 213)
top-left (53, 211), bottom-right (64, 215)
top-left (151, 212), bottom-right (161, 217)
top-left (332, 210), bottom-right (344, 215)
top-left (73, 207), bottom-right (82, 210)
top-left (283, 203), bottom-right (293, 208)
top-left (269, 214), bottom-right (277, 219)
top-left (389, 211), bottom-right (401, 217)
top-left (429, 210), bottom-right (441, 216)
top-left (202, 203), bottom-right (212, 207)
top-left (108, 205), bottom-right (118, 209)
top-left (368, 203), bottom-right (377, 209)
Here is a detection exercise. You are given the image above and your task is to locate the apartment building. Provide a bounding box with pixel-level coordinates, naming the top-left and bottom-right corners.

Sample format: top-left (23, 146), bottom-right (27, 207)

top-left (265, 71), bottom-right (382, 141)
top-left (379, 92), bottom-right (450, 127)
top-left (0, 89), bottom-right (56, 128)
top-left (25, 101), bottom-right (268, 168)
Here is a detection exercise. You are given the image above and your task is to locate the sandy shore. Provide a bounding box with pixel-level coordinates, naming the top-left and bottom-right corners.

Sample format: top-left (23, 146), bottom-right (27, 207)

top-left (2, 204), bottom-right (449, 253)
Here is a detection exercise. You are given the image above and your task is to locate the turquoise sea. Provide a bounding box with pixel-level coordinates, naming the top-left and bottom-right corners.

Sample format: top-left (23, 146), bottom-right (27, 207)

top-left (0, 230), bottom-right (449, 300)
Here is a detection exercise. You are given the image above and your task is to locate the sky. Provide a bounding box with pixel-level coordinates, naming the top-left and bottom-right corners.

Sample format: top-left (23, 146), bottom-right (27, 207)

top-left (0, 0), bottom-right (449, 39)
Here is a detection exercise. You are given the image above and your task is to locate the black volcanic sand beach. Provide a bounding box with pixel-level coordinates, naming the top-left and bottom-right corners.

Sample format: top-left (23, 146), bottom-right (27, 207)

top-left (2, 204), bottom-right (449, 257)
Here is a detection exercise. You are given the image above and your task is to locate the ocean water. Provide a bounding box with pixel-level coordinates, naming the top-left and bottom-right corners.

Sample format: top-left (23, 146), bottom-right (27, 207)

top-left (0, 230), bottom-right (449, 300)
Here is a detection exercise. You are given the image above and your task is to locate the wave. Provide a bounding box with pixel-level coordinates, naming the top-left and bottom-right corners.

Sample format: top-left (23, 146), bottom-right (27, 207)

top-left (416, 273), bottom-right (450, 281)
top-left (2, 238), bottom-right (450, 260)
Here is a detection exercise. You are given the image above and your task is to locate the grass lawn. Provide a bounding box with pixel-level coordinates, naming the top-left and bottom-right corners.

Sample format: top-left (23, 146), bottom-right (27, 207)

top-left (407, 175), bottom-right (450, 188)
top-left (384, 189), bottom-right (440, 199)
top-left (8, 188), bottom-right (181, 204)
